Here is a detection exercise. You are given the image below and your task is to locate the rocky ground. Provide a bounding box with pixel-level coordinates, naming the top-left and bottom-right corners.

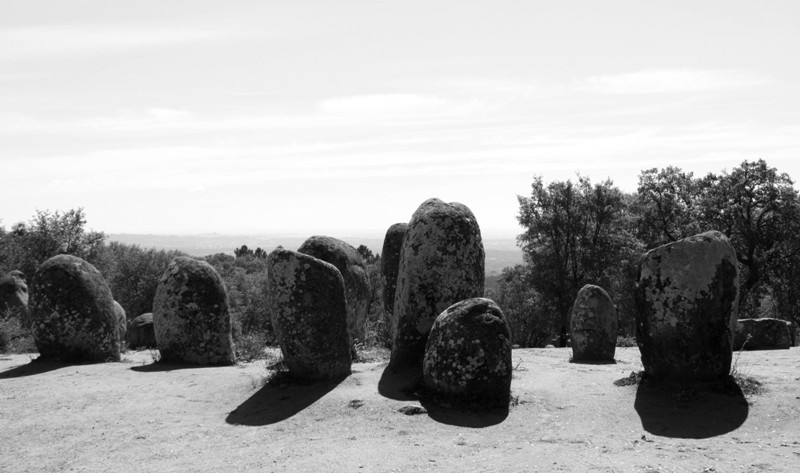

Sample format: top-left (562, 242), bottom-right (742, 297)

top-left (1, 346), bottom-right (798, 472)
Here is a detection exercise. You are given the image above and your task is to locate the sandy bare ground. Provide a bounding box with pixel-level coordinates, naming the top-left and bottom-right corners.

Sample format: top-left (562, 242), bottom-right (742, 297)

top-left (1, 346), bottom-right (798, 472)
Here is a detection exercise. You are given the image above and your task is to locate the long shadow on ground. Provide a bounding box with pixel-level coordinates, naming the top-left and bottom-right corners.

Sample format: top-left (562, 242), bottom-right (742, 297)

top-left (633, 375), bottom-right (749, 439)
top-left (131, 361), bottom-right (227, 372)
top-left (226, 371), bottom-right (344, 426)
top-left (0, 357), bottom-right (74, 379)
top-left (377, 363), bottom-right (422, 401)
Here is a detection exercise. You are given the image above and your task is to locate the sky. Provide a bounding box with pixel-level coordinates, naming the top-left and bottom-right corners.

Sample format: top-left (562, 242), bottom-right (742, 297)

top-left (2, 1), bottom-right (799, 238)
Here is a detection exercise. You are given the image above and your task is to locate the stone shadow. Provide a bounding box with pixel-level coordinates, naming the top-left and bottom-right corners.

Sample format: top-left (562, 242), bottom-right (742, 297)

top-left (226, 371), bottom-right (345, 426)
top-left (0, 357), bottom-right (76, 379)
top-left (131, 361), bottom-right (227, 372)
top-left (569, 359), bottom-right (617, 365)
top-left (633, 375), bottom-right (749, 439)
top-left (377, 363), bottom-right (422, 401)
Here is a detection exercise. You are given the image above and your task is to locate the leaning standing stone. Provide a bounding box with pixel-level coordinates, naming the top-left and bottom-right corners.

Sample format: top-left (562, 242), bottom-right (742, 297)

top-left (635, 231), bottom-right (739, 381)
top-left (381, 222), bottom-right (408, 344)
top-left (152, 257), bottom-right (235, 365)
top-left (298, 235), bottom-right (371, 345)
top-left (29, 255), bottom-right (120, 362)
top-left (423, 298), bottom-right (512, 406)
top-left (570, 284), bottom-right (617, 362)
top-left (267, 248), bottom-right (351, 380)
top-left (390, 198), bottom-right (485, 369)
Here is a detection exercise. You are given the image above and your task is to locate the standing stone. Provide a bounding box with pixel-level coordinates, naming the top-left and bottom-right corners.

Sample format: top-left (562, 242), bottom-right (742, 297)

top-left (0, 270), bottom-right (29, 324)
top-left (423, 298), bottom-right (512, 405)
top-left (267, 248), bottom-right (351, 380)
top-left (113, 301), bottom-right (127, 348)
top-left (635, 231), bottom-right (739, 381)
top-left (29, 255), bottom-right (120, 362)
top-left (734, 318), bottom-right (792, 350)
top-left (570, 284), bottom-right (617, 362)
top-left (127, 313), bottom-right (156, 349)
top-left (381, 223), bottom-right (408, 345)
top-left (298, 236), bottom-right (371, 345)
top-left (390, 198), bottom-right (485, 369)
top-left (153, 257), bottom-right (235, 365)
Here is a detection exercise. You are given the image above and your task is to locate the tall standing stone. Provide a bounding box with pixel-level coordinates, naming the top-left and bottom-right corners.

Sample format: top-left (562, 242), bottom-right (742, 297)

top-left (153, 257), bottom-right (235, 365)
top-left (380, 223), bottom-right (408, 344)
top-left (635, 231), bottom-right (739, 381)
top-left (570, 284), bottom-right (617, 362)
top-left (267, 248), bottom-right (351, 380)
top-left (113, 300), bottom-right (127, 348)
top-left (390, 198), bottom-right (485, 369)
top-left (29, 255), bottom-right (120, 362)
top-left (297, 236), bottom-right (371, 344)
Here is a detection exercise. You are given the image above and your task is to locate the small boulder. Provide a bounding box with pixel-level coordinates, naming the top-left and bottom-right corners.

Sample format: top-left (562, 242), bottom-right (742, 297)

top-left (734, 318), bottom-right (792, 350)
top-left (391, 198), bottom-right (485, 369)
top-left (0, 270), bottom-right (29, 324)
top-left (570, 284), bottom-right (617, 362)
top-left (113, 301), bottom-right (127, 347)
top-left (29, 255), bottom-right (120, 362)
top-left (423, 298), bottom-right (512, 406)
top-left (298, 235), bottom-right (371, 345)
top-left (153, 257), bottom-right (235, 365)
top-left (635, 231), bottom-right (739, 381)
top-left (127, 313), bottom-right (156, 349)
top-left (267, 248), bottom-right (351, 380)
top-left (380, 223), bottom-right (409, 344)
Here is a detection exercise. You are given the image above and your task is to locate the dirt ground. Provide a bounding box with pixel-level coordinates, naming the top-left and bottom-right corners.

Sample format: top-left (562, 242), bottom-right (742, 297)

top-left (1, 346), bottom-right (798, 473)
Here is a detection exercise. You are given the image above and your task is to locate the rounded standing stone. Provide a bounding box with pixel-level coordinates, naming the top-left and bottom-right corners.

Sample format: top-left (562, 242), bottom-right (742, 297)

top-left (380, 222), bottom-right (408, 344)
top-left (126, 313), bottom-right (156, 349)
top-left (423, 298), bottom-right (512, 406)
top-left (390, 198), bottom-right (485, 369)
top-left (153, 257), bottom-right (235, 365)
top-left (29, 255), bottom-right (120, 362)
top-left (0, 270), bottom-right (29, 324)
top-left (570, 284), bottom-right (617, 362)
top-left (267, 248), bottom-right (352, 380)
top-left (297, 235), bottom-right (371, 344)
top-left (635, 230), bottom-right (739, 381)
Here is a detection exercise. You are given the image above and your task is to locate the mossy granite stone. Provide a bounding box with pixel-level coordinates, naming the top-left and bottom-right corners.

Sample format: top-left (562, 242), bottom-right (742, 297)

top-left (127, 312), bottom-right (156, 349)
top-left (570, 284), bottom-right (617, 362)
top-left (380, 222), bottom-right (408, 344)
top-left (734, 318), bottom-right (792, 350)
top-left (113, 301), bottom-right (127, 347)
top-left (153, 257), bottom-right (236, 365)
top-left (29, 255), bottom-right (121, 362)
top-left (267, 248), bottom-right (351, 380)
top-left (635, 230), bottom-right (740, 381)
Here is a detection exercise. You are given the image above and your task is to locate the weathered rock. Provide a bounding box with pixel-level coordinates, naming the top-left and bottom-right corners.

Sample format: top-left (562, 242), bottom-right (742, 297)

top-left (734, 318), bottom-right (792, 350)
top-left (380, 223), bottom-right (409, 344)
top-left (390, 198), bottom-right (485, 369)
top-left (112, 301), bottom-right (127, 347)
top-left (126, 313), bottom-right (156, 349)
top-left (570, 284), bottom-right (617, 362)
top-left (29, 255), bottom-right (120, 362)
top-left (152, 257), bottom-right (235, 365)
top-left (267, 248), bottom-right (351, 380)
top-left (423, 298), bottom-right (512, 405)
top-left (635, 231), bottom-right (739, 381)
top-left (298, 235), bottom-right (371, 345)
top-left (0, 270), bottom-right (29, 323)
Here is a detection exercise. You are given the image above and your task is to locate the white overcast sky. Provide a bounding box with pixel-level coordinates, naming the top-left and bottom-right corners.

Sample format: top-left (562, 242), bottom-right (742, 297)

top-left (2, 1), bottom-right (799, 237)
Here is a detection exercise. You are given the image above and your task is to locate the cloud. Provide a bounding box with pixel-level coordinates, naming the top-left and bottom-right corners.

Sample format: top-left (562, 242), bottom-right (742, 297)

top-left (579, 69), bottom-right (771, 95)
top-left (316, 94), bottom-right (490, 118)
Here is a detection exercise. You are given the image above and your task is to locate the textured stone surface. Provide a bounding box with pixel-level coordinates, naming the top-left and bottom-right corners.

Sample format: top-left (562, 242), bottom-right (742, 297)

top-left (635, 231), bottom-right (739, 381)
top-left (29, 255), bottom-right (120, 362)
top-left (734, 318), bottom-right (792, 350)
top-left (423, 298), bottom-right (511, 405)
top-left (267, 248), bottom-right (351, 380)
top-left (127, 313), bottom-right (156, 349)
top-left (380, 223), bottom-right (408, 344)
top-left (113, 301), bottom-right (127, 347)
top-left (153, 257), bottom-right (235, 365)
top-left (390, 198), bottom-right (485, 369)
top-left (570, 284), bottom-right (617, 362)
top-left (298, 235), bottom-right (371, 344)
top-left (0, 270), bottom-right (29, 323)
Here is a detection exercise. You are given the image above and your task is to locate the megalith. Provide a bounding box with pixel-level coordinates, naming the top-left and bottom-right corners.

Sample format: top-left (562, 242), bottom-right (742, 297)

top-left (570, 284), bottom-right (617, 362)
top-left (113, 301), bottom-right (127, 347)
top-left (126, 313), bottom-right (156, 349)
top-left (267, 248), bottom-right (351, 380)
top-left (152, 257), bottom-right (236, 365)
top-left (0, 270), bottom-right (29, 324)
top-left (29, 255), bottom-right (120, 362)
top-left (734, 318), bottom-right (792, 350)
top-left (390, 198), bottom-right (485, 369)
top-left (298, 235), bottom-right (371, 345)
top-left (423, 298), bottom-right (512, 406)
top-left (635, 230), bottom-right (739, 381)
top-left (380, 223), bottom-right (408, 344)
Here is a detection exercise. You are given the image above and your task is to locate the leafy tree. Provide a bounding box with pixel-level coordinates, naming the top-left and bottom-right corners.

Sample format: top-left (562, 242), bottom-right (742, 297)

top-left (486, 264), bottom-right (552, 347)
top-left (635, 166), bottom-right (703, 247)
top-left (356, 244), bottom-right (379, 265)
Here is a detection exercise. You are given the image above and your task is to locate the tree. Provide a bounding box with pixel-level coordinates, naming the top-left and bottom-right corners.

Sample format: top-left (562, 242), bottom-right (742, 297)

top-left (486, 264), bottom-right (552, 347)
top-left (635, 166), bottom-right (703, 248)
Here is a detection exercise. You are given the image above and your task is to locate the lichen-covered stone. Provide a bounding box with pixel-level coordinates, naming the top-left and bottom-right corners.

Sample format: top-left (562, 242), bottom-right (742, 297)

top-left (29, 255), bottom-right (120, 362)
top-left (0, 270), bottom-right (29, 324)
top-left (113, 301), bottom-right (127, 348)
top-left (423, 298), bottom-right (511, 405)
top-left (570, 284), bottom-right (617, 362)
top-left (380, 223), bottom-right (408, 344)
top-left (298, 235), bottom-right (371, 344)
top-left (390, 198), bottom-right (485, 369)
top-left (734, 318), bottom-right (792, 350)
top-left (127, 313), bottom-right (156, 349)
top-left (267, 248), bottom-right (351, 380)
top-left (152, 257), bottom-right (235, 365)
top-left (635, 230), bottom-right (739, 381)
